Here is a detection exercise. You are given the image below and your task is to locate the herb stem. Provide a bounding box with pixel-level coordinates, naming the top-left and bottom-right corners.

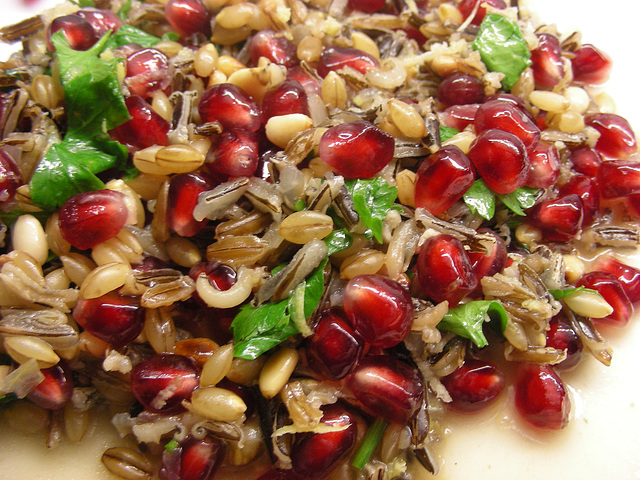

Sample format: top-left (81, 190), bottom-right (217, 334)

top-left (351, 417), bottom-right (389, 470)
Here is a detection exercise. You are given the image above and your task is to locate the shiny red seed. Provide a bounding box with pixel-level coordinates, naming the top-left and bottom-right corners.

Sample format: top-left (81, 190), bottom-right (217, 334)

top-left (577, 271), bottom-right (633, 327)
top-left (441, 359), bottom-right (505, 413)
top-left (73, 292), bottom-right (145, 348)
top-left (125, 48), bottom-right (171, 98)
top-left (441, 104), bottom-right (479, 131)
top-left (160, 435), bottom-right (225, 480)
top-left (594, 257), bottom-right (640, 305)
top-left (467, 129), bottom-right (530, 195)
top-left (585, 113), bottom-right (637, 160)
top-left (557, 174), bottom-right (599, 226)
top-left (457, 0), bottom-right (506, 26)
top-left (110, 95), bottom-right (170, 149)
top-left (346, 355), bottom-right (424, 424)
top-left (436, 72), bottom-right (484, 107)
top-left (343, 275), bottom-right (413, 349)
top-left (164, 0), bottom-right (211, 37)
top-left (75, 8), bottom-right (123, 36)
top-left (58, 189), bottom-right (128, 250)
top-left (0, 150), bottom-right (23, 209)
top-left (167, 172), bottom-right (215, 237)
top-left (286, 66), bottom-right (321, 96)
top-left (526, 141), bottom-right (560, 188)
top-left (597, 159), bottom-right (640, 199)
top-left (198, 83), bottom-right (261, 133)
top-left (347, 0), bottom-right (386, 13)
top-left (48, 14), bottom-right (98, 51)
top-left (316, 47), bottom-right (379, 78)
top-left (205, 129), bottom-right (259, 178)
top-left (546, 314), bottom-right (582, 370)
top-left (131, 353), bottom-right (200, 414)
top-left (261, 80), bottom-right (310, 122)
top-left (27, 362), bottom-right (74, 410)
top-left (527, 194), bottom-right (583, 242)
top-left (417, 234), bottom-right (477, 307)
top-left (318, 121), bottom-right (394, 179)
top-left (514, 363), bottom-right (570, 430)
top-left (468, 228), bottom-right (507, 284)
top-left (249, 30), bottom-right (297, 67)
top-left (189, 262), bottom-right (237, 291)
top-left (571, 44), bottom-right (612, 85)
top-left (568, 146), bottom-right (602, 178)
top-left (475, 99), bottom-right (540, 148)
top-left (414, 145), bottom-right (476, 215)
top-left (530, 33), bottom-right (564, 88)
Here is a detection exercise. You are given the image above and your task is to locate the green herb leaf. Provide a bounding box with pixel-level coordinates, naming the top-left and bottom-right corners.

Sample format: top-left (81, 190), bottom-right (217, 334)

top-left (294, 198), bottom-right (306, 211)
top-left (549, 286), bottom-right (599, 300)
top-left (104, 24), bottom-right (162, 51)
top-left (71, 0), bottom-right (96, 6)
top-left (164, 439), bottom-right (179, 452)
top-left (472, 13), bottom-right (531, 91)
top-left (352, 418), bottom-right (389, 470)
top-left (303, 259), bottom-right (327, 318)
top-left (440, 125), bottom-right (459, 143)
top-left (345, 178), bottom-right (399, 243)
top-left (438, 300), bottom-right (508, 348)
top-left (325, 228), bottom-right (353, 256)
top-left (117, 0), bottom-right (133, 20)
top-left (498, 186), bottom-right (539, 216)
top-left (463, 179), bottom-right (495, 220)
top-left (161, 32), bottom-right (181, 42)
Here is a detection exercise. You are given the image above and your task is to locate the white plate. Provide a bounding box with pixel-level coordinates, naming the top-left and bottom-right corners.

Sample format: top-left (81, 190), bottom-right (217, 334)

top-left (1, 1), bottom-right (640, 479)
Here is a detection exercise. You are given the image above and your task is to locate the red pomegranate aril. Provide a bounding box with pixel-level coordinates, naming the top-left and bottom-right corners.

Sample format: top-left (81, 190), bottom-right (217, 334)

top-left (316, 47), bottom-right (379, 78)
top-left (306, 307), bottom-right (363, 380)
top-left (346, 355), bottom-right (423, 424)
top-left (206, 129), bottom-right (259, 178)
top-left (530, 33), bottom-right (564, 88)
top-left (110, 95), bottom-right (170, 149)
top-left (597, 159), bottom-right (640, 199)
top-left (475, 100), bottom-right (540, 148)
top-left (457, 0), bottom-right (506, 26)
top-left (261, 80), bottom-right (310, 123)
top-left (595, 257), bottom-right (640, 305)
top-left (189, 262), bottom-right (237, 291)
top-left (0, 150), bottom-right (23, 209)
top-left (436, 72), bottom-right (484, 107)
top-left (125, 48), bottom-right (171, 99)
top-left (526, 141), bottom-right (560, 188)
top-left (131, 353), bottom-right (200, 414)
top-left (198, 83), bottom-right (261, 133)
top-left (514, 363), bottom-right (570, 430)
top-left (343, 275), bottom-right (413, 349)
top-left (318, 121), bottom-right (394, 179)
top-left (73, 292), bottom-right (145, 348)
top-left (527, 194), bottom-right (583, 242)
top-left (546, 314), bottom-right (582, 370)
top-left (571, 44), bottom-right (612, 85)
top-left (27, 362), bottom-right (74, 410)
top-left (576, 271), bottom-right (633, 327)
top-left (585, 113), bottom-right (637, 160)
top-left (249, 30), bottom-right (297, 67)
top-left (48, 15), bottom-right (98, 51)
top-left (160, 435), bottom-right (225, 480)
top-left (569, 146), bottom-right (602, 178)
top-left (164, 0), bottom-right (211, 37)
top-left (348, 0), bottom-right (386, 13)
top-left (441, 104), bottom-right (479, 131)
top-left (467, 129), bottom-right (529, 195)
top-left (468, 228), bottom-right (507, 284)
top-left (557, 174), bottom-right (599, 226)
top-left (287, 66), bottom-right (321, 96)
top-left (75, 8), bottom-right (123, 36)
top-left (167, 172), bottom-right (215, 237)
top-left (414, 145), bottom-right (476, 215)
top-left (441, 359), bottom-right (505, 413)
top-left (417, 234), bottom-right (477, 307)
top-left (58, 189), bottom-right (128, 250)
top-left (290, 403), bottom-right (357, 479)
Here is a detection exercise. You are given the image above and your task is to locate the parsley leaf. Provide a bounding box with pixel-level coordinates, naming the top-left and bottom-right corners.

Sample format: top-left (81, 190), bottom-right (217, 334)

top-left (325, 228), bottom-right (353, 256)
top-left (463, 179), bottom-right (495, 220)
top-left (472, 13), bottom-right (531, 91)
top-left (440, 125), bottom-right (459, 143)
top-left (345, 178), bottom-right (399, 243)
top-left (104, 24), bottom-right (162, 51)
top-left (438, 300), bottom-right (508, 348)
top-left (498, 186), bottom-right (539, 216)
top-left (549, 286), bottom-right (599, 300)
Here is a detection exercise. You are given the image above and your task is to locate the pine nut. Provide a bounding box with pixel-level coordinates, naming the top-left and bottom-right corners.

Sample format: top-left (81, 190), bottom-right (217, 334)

top-left (151, 90), bottom-right (173, 122)
top-left (515, 223), bottom-right (542, 246)
top-left (278, 210), bottom-right (333, 244)
top-left (153, 40), bottom-right (183, 58)
top-left (297, 35), bottom-right (323, 63)
top-left (564, 86), bottom-right (590, 114)
top-left (396, 169), bottom-right (417, 207)
top-left (193, 43), bottom-right (219, 78)
top-left (4, 335), bottom-right (60, 368)
top-left (165, 236), bottom-right (202, 268)
top-left (200, 343), bottom-right (234, 386)
top-left (351, 31), bottom-right (380, 60)
top-left (437, 3), bottom-right (463, 24)
top-left (44, 268), bottom-right (70, 290)
top-left (388, 99), bottom-right (427, 139)
top-left (563, 289), bottom-right (614, 318)
top-left (79, 331), bottom-right (110, 357)
top-left (125, 172), bottom-right (169, 201)
top-left (265, 114), bottom-right (314, 149)
top-left (562, 254), bottom-right (585, 284)
top-left (339, 249), bottom-right (386, 279)
top-left (102, 447), bottom-right (153, 480)
top-left (321, 71), bottom-right (347, 109)
top-left (61, 253), bottom-right (97, 287)
top-left (226, 356), bottom-right (266, 385)
top-left (175, 338), bottom-right (219, 366)
top-left (594, 92), bottom-right (616, 113)
top-left (11, 214), bottom-right (49, 265)
top-left (529, 90), bottom-right (569, 113)
top-left (557, 110), bottom-right (585, 134)
top-left (217, 55), bottom-right (246, 76)
top-left (215, 3), bottom-right (258, 29)
top-left (442, 130), bottom-right (476, 153)
top-left (80, 262), bottom-right (132, 299)
top-left (259, 348), bottom-right (299, 399)
top-left (189, 386), bottom-right (247, 422)
top-left (64, 403), bottom-right (89, 442)
top-left (45, 212), bottom-right (71, 257)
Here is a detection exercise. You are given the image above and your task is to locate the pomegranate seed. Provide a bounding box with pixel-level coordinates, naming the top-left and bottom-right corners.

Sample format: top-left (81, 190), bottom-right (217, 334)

top-left (485, 93), bottom-right (531, 115)
top-left (530, 33), bottom-right (564, 88)
top-left (557, 174), bottom-right (599, 226)
top-left (318, 121), bottom-right (394, 179)
top-left (131, 353), bottom-right (200, 414)
top-left (167, 172), bottom-right (215, 237)
top-left (164, 0), bottom-right (211, 37)
top-left (316, 47), bottom-right (379, 78)
top-left (597, 159), bottom-right (640, 199)
top-left (0, 150), bottom-right (23, 209)
top-left (189, 262), bottom-right (236, 291)
top-left (514, 363), bottom-right (570, 430)
top-left (75, 8), bottom-right (123, 36)
top-left (436, 72), bottom-right (485, 107)
top-left (417, 234), bottom-right (477, 307)
top-left (441, 359), bottom-right (505, 413)
top-left (198, 83), bottom-right (261, 133)
top-left (457, 0), bottom-right (506, 26)
top-left (73, 292), bottom-right (144, 348)
top-left (125, 48), bottom-right (171, 99)
top-left (576, 271), bottom-right (633, 327)
top-left (414, 145), bottom-right (476, 215)
top-left (48, 14), bottom-right (98, 51)
top-left (346, 355), bottom-right (424, 424)
top-left (546, 314), bottom-right (582, 370)
top-left (290, 403), bottom-right (357, 479)
top-left (27, 362), bottom-right (74, 410)
top-left (467, 129), bottom-right (530, 195)
top-left (527, 194), bottom-right (583, 242)
top-left (160, 435), bottom-right (225, 480)
top-left (306, 307), bottom-right (364, 380)
top-left (205, 129), bottom-right (260, 178)
top-left (585, 113), bottom-right (637, 160)
top-left (468, 228), bottom-right (507, 284)
top-left (347, 0), bottom-right (386, 13)
top-left (594, 257), bottom-right (640, 305)
top-left (568, 146), bottom-right (602, 178)
top-left (571, 44), bottom-right (612, 85)
top-left (261, 80), bottom-right (310, 122)
top-left (343, 275), bottom-right (413, 349)
top-left (526, 141), bottom-right (560, 188)
top-left (58, 189), bottom-right (128, 250)
top-left (475, 100), bottom-right (540, 148)
top-left (441, 104), bottom-right (479, 131)
top-left (287, 66), bottom-right (321, 96)
top-left (133, 256), bottom-right (171, 272)
top-left (110, 95), bottom-right (170, 149)
top-left (249, 30), bottom-right (297, 67)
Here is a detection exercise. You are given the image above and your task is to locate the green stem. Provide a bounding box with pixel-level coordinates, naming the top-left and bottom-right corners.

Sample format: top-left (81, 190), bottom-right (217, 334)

top-left (351, 418), bottom-right (389, 469)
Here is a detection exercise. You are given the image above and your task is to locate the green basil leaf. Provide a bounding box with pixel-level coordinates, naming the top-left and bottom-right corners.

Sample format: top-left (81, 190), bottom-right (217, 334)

top-left (463, 179), bottom-right (495, 220)
top-left (325, 228), bottom-right (353, 256)
top-left (71, 0), bottom-right (96, 6)
top-left (549, 286), bottom-right (598, 300)
top-left (118, 0), bottom-right (133, 20)
top-left (104, 24), bottom-right (162, 51)
top-left (233, 323), bottom-right (300, 360)
top-left (346, 178), bottom-right (399, 243)
top-left (472, 13), bottom-right (531, 91)
top-left (498, 186), bottom-right (539, 216)
top-left (438, 300), bottom-right (508, 348)
top-left (440, 125), bottom-right (459, 143)
top-left (303, 259), bottom-right (327, 318)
